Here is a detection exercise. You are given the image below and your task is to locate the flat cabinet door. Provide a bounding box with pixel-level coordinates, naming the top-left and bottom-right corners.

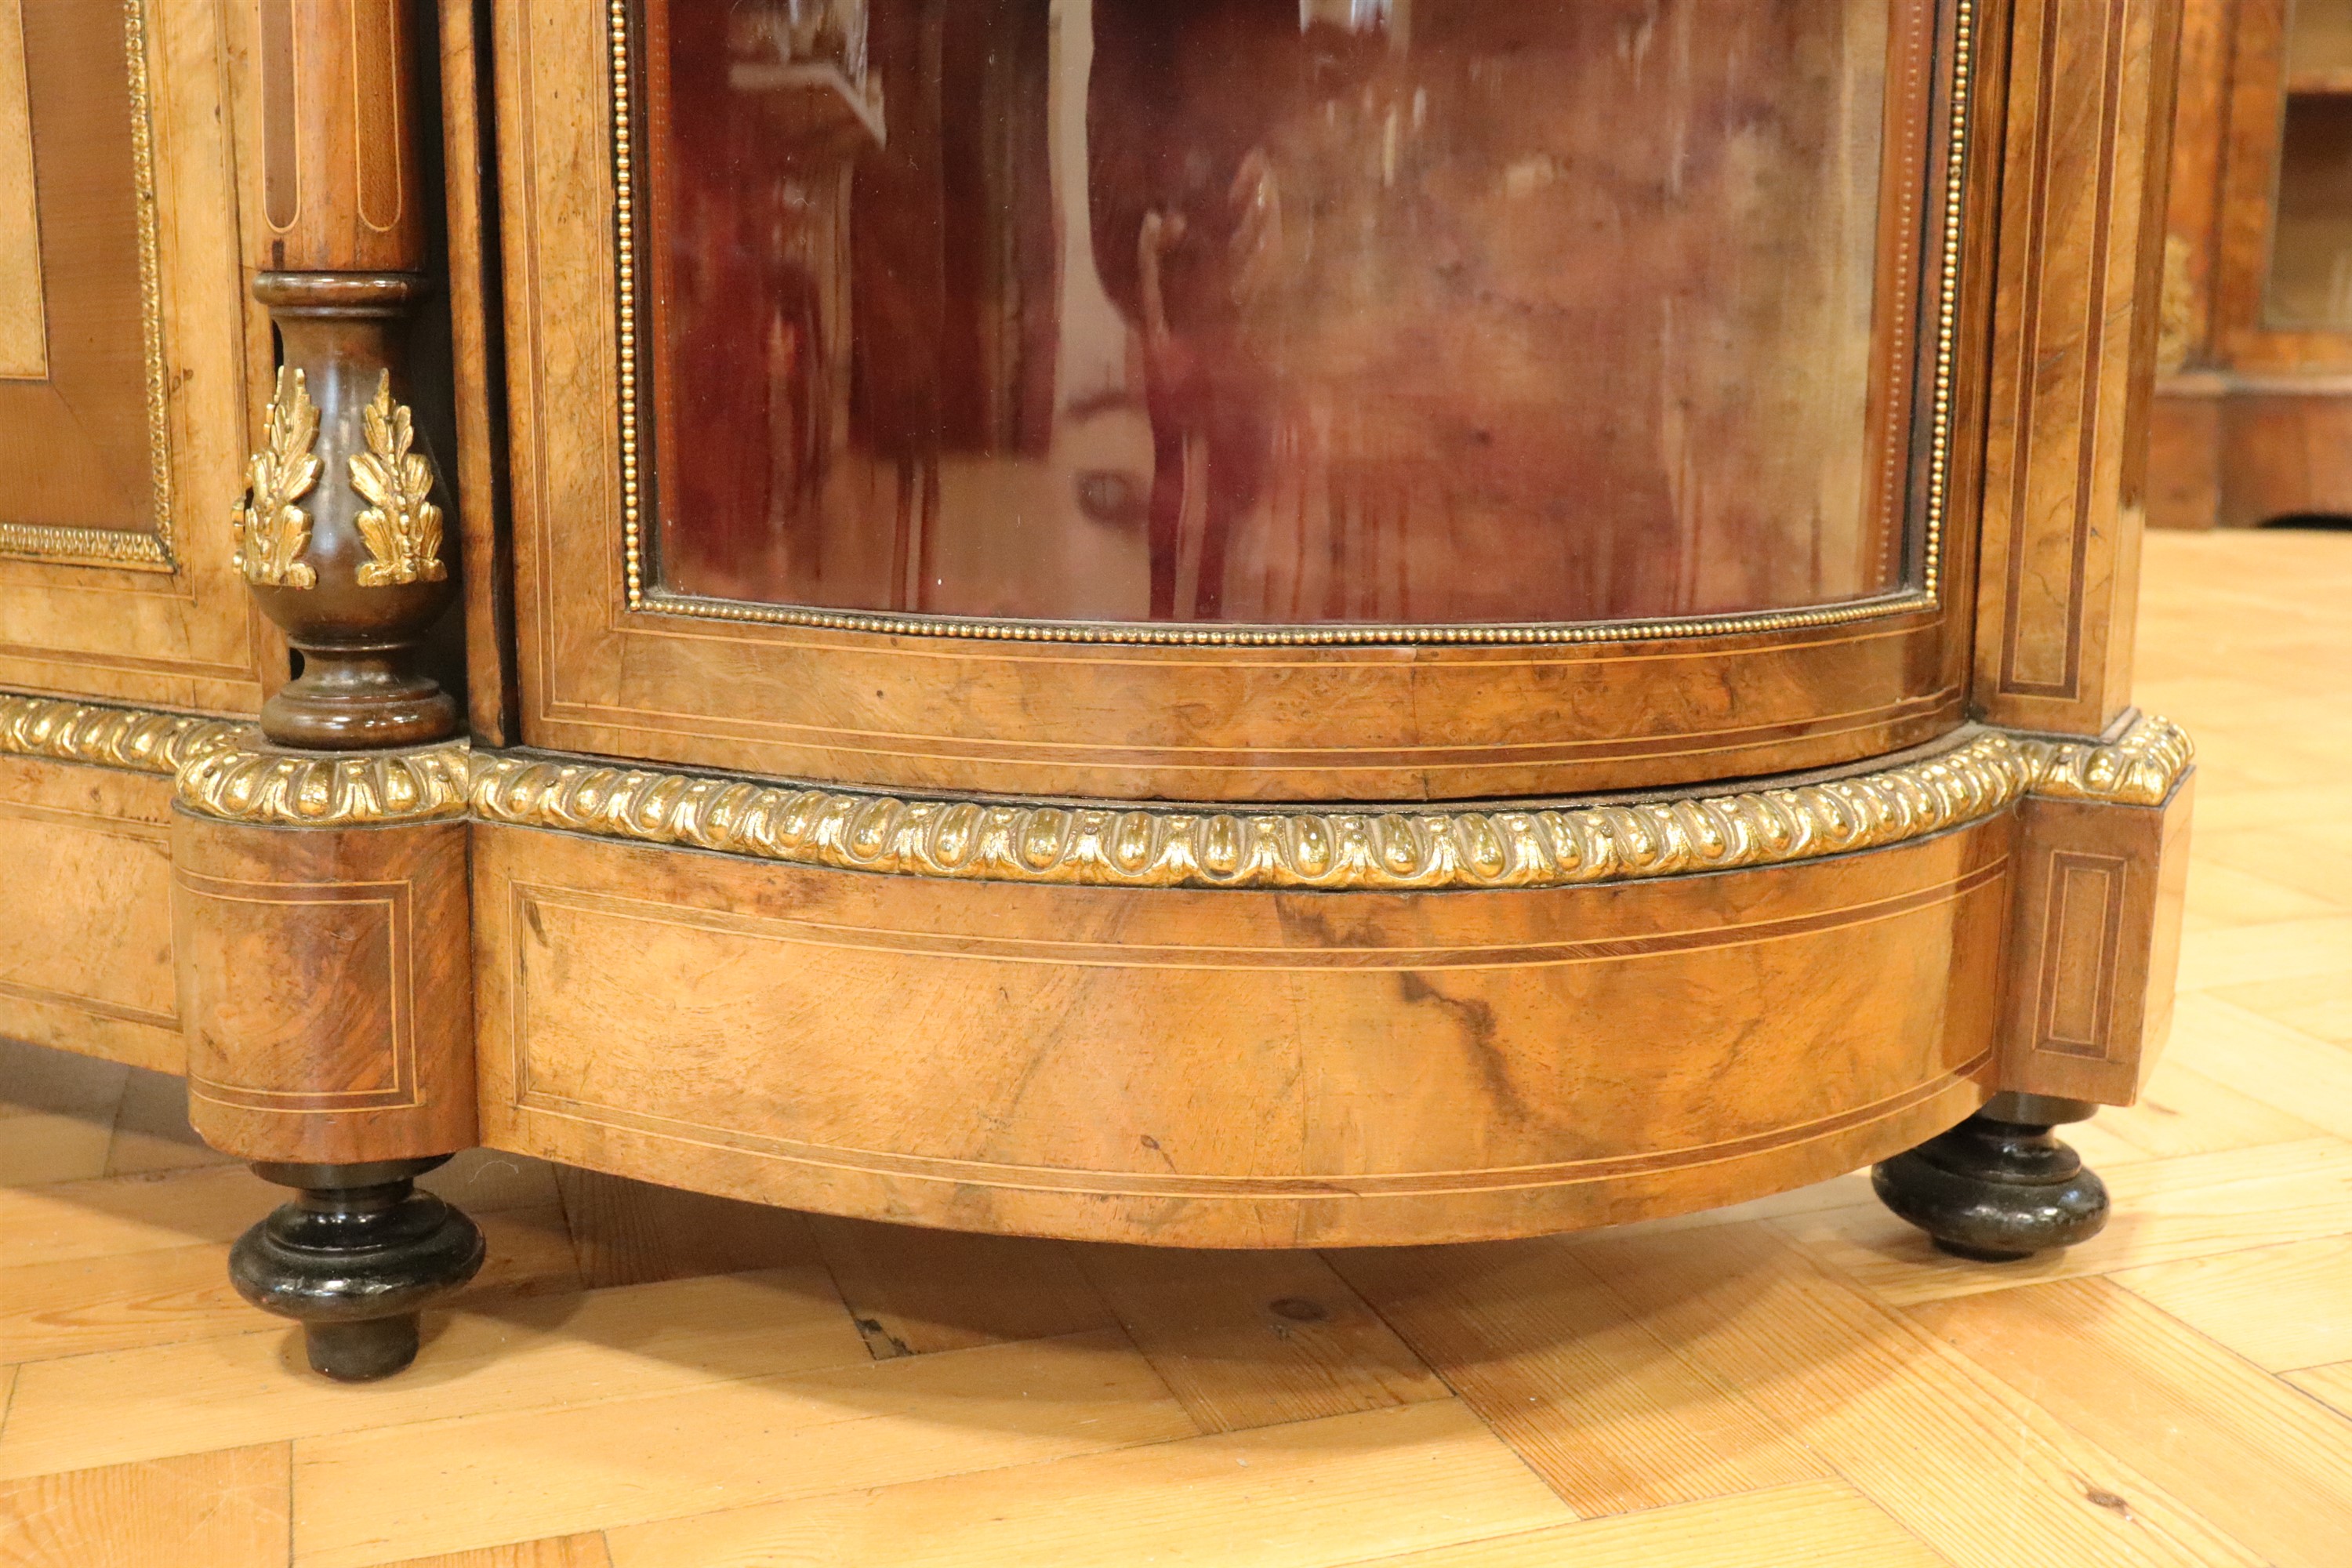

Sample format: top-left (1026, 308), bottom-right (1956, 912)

top-left (497, 0), bottom-right (1994, 801)
top-left (0, 0), bottom-right (274, 713)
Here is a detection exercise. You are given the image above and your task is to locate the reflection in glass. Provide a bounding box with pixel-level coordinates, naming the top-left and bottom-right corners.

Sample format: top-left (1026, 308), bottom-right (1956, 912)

top-left (646, 0), bottom-right (1914, 625)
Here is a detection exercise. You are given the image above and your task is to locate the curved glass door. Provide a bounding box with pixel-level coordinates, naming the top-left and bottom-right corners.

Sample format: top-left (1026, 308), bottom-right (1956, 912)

top-left (641, 0), bottom-right (1937, 629)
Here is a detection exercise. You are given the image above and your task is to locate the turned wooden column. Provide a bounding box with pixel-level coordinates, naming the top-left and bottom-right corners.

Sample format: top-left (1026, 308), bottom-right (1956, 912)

top-left (245, 0), bottom-right (456, 747)
top-left (173, 0), bottom-right (477, 1381)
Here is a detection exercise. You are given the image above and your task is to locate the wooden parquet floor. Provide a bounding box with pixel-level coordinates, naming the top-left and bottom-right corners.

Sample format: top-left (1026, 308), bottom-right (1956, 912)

top-left (4, 529), bottom-right (2351, 1567)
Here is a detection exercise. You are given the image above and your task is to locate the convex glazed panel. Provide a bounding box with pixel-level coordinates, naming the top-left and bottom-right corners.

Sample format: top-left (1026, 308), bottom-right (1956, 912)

top-left (639, 0), bottom-right (1951, 630)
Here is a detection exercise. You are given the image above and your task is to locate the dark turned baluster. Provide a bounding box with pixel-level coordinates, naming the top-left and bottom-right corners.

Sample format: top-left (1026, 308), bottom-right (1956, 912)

top-left (198, 0), bottom-right (483, 1381)
top-left (1871, 1092), bottom-right (2110, 1261)
top-left (232, 1160), bottom-right (485, 1381)
top-left (247, 271), bottom-right (457, 750)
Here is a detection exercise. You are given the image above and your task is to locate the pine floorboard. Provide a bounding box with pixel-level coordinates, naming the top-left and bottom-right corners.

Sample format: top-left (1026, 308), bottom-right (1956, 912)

top-left (1, 532), bottom-right (2347, 1563)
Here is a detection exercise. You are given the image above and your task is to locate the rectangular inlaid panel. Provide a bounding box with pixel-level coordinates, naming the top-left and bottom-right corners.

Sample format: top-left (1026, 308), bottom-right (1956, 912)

top-left (0, 0), bottom-right (45, 379)
top-left (173, 869), bottom-right (416, 1113)
top-left (2039, 851), bottom-right (2128, 1054)
top-left (0, 753), bottom-right (180, 1072)
top-left (169, 813), bottom-right (477, 1163)
top-left (2002, 771), bottom-right (2197, 1105)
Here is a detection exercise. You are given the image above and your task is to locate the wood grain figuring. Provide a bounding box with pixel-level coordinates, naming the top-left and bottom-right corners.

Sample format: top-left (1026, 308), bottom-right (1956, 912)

top-left (1910, 1279), bottom-right (2352, 1568)
top-left (474, 815), bottom-right (2008, 1246)
top-left (1344, 1483), bottom-right (1950, 1568)
top-left (172, 811), bottom-right (475, 1163)
top-left (1572, 1223), bottom-right (2269, 1568)
top-left (0, 755), bottom-right (180, 1072)
top-left (2288, 1363), bottom-right (2352, 1424)
top-left (368, 1539), bottom-right (614, 1568)
top-left (597, 1402), bottom-right (1571, 1568)
top-left (1975, 0), bottom-right (2180, 733)
top-left (2158, 993), bottom-right (2352, 1141)
top-left (1, 1163), bottom-right (281, 1265)
top-left (0, 1268), bottom-right (873, 1482)
top-left (0, 1443), bottom-right (289, 1568)
top-left (2113, 1236), bottom-right (2352, 1372)
top-left (289, 1330), bottom-right (1200, 1567)
top-left (2089, 1058), bottom-right (2325, 1157)
top-left (2001, 778), bottom-right (2194, 1103)
top-left (1328, 1241), bottom-right (1828, 1516)
top-left (0, 1203), bottom-right (575, 1365)
top-left (2212, 967), bottom-right (2352, 1044)
top-left (0, 0), bottom-right (43, 379)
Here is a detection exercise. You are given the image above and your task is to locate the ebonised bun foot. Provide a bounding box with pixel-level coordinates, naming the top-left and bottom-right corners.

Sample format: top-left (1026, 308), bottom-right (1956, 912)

top-left (230, 1157), bottom-right (485, 1381)
top-left (1871, 1104), bottom-right (2110, 1261)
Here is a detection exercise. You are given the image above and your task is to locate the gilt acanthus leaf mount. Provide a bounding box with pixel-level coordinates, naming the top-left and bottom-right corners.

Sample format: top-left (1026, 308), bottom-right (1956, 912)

top-left (232, 366), bottom-right (321, 589)
top-left (350, 372), bottom-right (448, 588)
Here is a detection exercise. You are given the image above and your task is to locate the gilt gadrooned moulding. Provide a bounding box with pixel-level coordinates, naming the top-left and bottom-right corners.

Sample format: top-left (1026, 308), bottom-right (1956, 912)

top-left (2015, 716), bottom-right (2199, 807)
top-left (172, 733), bottom-right (472, 826)
top-left (466, 715), bottom-right (2192, 893)
top-left (0, 692), bottom-right (242, 775)
top-left (2, 695), bottom-right (2194, 869)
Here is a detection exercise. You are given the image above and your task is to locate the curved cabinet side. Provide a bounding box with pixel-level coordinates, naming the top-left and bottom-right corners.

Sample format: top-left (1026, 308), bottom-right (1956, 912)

top-left (471, 812), bottom-right (2015, 1247)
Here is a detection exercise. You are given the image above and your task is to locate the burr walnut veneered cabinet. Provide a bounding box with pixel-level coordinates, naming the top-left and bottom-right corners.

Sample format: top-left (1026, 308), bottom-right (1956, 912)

top-left (2, 0), bottom-right (2196, 1380)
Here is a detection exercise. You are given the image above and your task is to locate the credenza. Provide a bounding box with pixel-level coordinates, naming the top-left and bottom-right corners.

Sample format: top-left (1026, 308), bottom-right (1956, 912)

top-left (2, 0), bottom-right (2194, 1381)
